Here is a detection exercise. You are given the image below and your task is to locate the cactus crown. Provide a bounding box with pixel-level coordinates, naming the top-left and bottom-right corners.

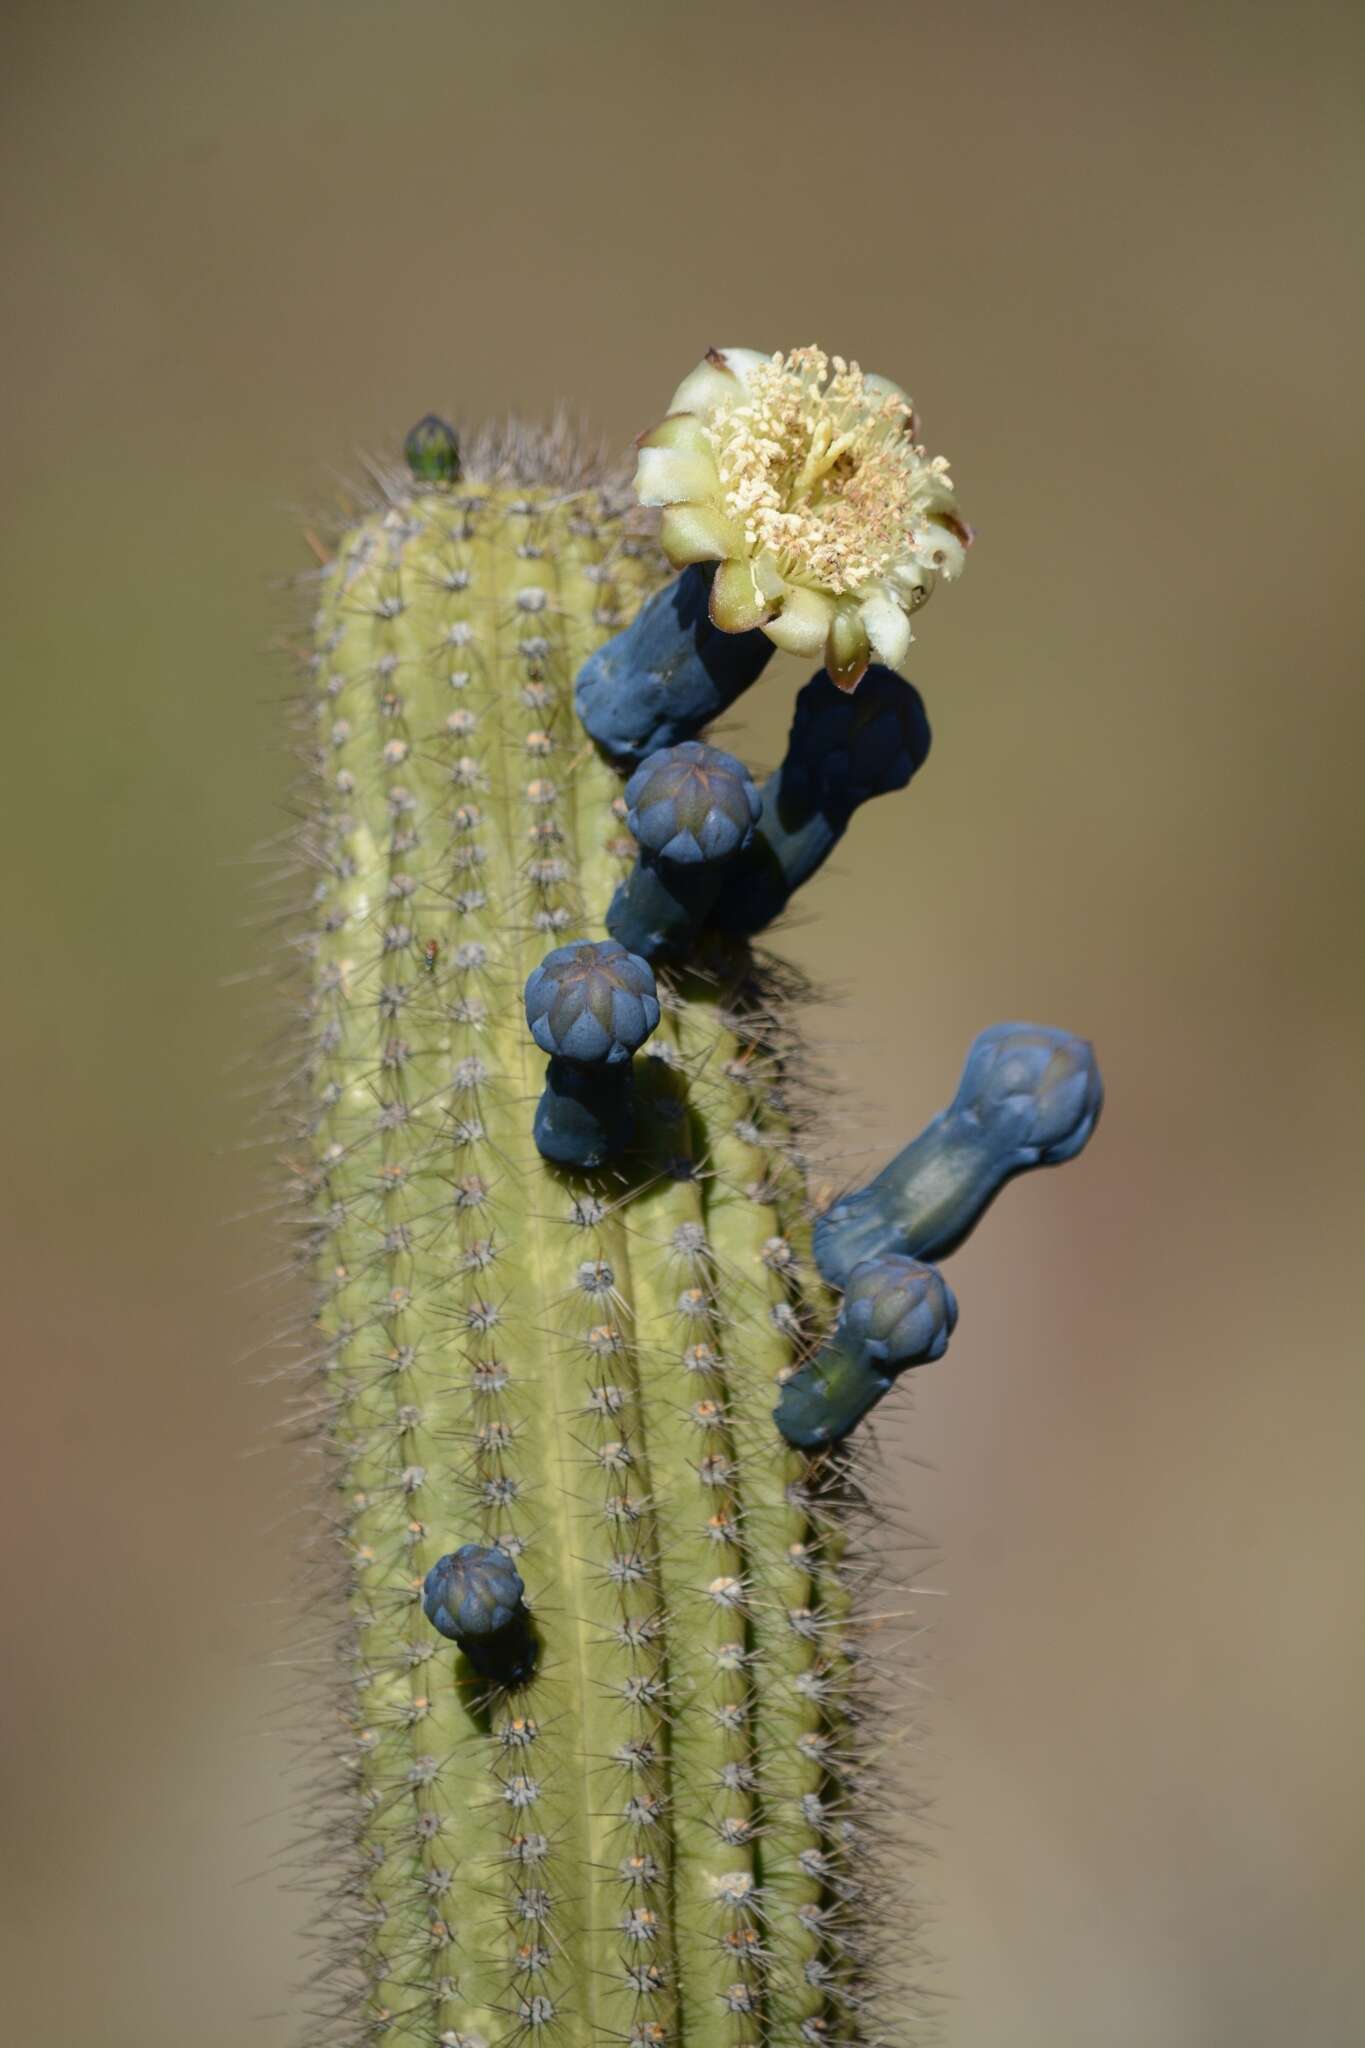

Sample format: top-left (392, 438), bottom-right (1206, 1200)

top-left (285, 362), bottom-right (1100, 2048)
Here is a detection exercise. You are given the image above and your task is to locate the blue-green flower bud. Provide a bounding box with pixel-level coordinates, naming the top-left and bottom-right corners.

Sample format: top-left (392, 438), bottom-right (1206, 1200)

top-left (422, 1544), bottom-right (536, 1683)
top-left (814, 1024), bottom-right (1102, 1286)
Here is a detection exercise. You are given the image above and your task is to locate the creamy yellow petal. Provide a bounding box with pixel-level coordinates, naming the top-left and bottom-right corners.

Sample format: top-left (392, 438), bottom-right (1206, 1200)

top-left (887, 559), bottom-right (935, 611)
top-left (715, 347), bottom-right (771, 393)
top-left (763, 584), bottom-right (834, 657)
top-left (915, 515), bottom-right (969, 581)
top-left (669, 346), bottom-right (773, 418)
top-left (709, 557), bottom-right (778, 634)
top-left (825, 599), bottom-right (872, 693)
top-left (634, 444), bottom-right (723, 510)
top-left (669, 360), bottom-right (740, 419)
top-left (918, 474), bottom-right (960, 515)
top-left (657, 503), bottom-right (744, 567)
top-left (750, 548), bottom-right (787, 605)
top-left (637, 412), bottom-right (714, 458)
top-left (859, 587), bottom-right (912, 670)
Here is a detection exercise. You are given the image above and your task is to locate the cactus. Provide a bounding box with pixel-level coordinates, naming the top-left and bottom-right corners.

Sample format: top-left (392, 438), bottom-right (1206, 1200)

top-left (289, 353), bottom-right (1100, 2048)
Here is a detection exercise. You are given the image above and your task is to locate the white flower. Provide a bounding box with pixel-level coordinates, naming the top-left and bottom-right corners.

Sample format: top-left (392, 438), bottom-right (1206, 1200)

top-left (634, 345), bottom-right (971, 691)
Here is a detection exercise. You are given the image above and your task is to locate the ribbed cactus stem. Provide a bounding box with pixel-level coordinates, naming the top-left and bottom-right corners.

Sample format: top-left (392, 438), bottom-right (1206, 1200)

top-left (290, 347), bottom-right (1104, 2046)
top-left (299, 439), bottom-right (896, 2048)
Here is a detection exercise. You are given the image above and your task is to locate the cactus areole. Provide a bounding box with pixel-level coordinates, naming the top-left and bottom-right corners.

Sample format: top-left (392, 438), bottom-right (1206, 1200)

top-left (292, 352), bottom-right (1101, 2046)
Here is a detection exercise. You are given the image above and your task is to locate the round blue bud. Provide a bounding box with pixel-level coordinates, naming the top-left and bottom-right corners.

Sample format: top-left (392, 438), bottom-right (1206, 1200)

top-left (624, 740), bottom-right (761, 867)
top-left (523, 939), bottom-right (660, 1067)
top-left (841, 1255), bottom-right (958, 1368)
top-left (954, 1024), bottom-right (1103, 1166)
top-left (422, 1544), bottom-right (525, 1643)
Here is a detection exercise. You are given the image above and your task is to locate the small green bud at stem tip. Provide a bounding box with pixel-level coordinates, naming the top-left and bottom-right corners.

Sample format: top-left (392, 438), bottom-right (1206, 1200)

top-left (403, 412), bottom-right (461, 486)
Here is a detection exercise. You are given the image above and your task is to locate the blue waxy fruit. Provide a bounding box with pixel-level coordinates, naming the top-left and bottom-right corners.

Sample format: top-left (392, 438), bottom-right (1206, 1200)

top-left (607, 741), bottom-right (761, 960)
top-left (814, 1024), bottom-right (1103, 1287)
top-left (523, 939), bottom-right (661, 1167)
top-left (710, 668), bottom-right (931, 935)
top-left (776, 1255), bottom-right (958, 1448)
top-left (575, 565), bottom-right (775, 765)
top-left (422, 1543), bottom-right (536, 1683)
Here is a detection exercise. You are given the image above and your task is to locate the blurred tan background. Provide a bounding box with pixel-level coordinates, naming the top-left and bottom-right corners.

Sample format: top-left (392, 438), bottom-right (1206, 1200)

top-left (2, 2), bottom-right (1361, 2043)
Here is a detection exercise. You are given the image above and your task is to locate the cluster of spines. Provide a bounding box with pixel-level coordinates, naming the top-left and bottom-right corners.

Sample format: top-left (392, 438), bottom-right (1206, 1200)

top-left (289, 449), bottom-right (897, 2048)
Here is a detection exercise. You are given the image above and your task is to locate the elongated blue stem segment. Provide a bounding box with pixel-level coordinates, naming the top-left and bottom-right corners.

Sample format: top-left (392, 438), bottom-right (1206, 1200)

top-left (709, 667), bottom-right (931, 935)
top-left (606, 740), bottom-right (761, 961)
top-left (524, 939), bottom-right (661, 1167)
top-left (533, 1055), bottom-right (635, 1168)
top-left (574, 564), bottom-right (774, 765)
top-left (814, 1023), bottom-right (1103, 1286)
top-left (422, 1543), bottom-right (537, 1684)
top-left (775, 1255), bottom-right (957, 1447)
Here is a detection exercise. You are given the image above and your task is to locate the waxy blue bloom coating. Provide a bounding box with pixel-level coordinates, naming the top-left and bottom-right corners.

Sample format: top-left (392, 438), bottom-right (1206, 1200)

top-left (575, 565), bottom-right (775, 765)
top-left (775, 1345), bottom-right (896, 1451)
top-left (956, 1022), bottom-right (1104, 1167)
top-left (624, 741), bottom-right (761, 866)
top-left (814, 1024), bottom-right (1103, 1287)
top-left (841, 1254), bottom-right (959, 1366)
top-left (710, 669), bottom-right (931, 936)
top-left (423, 1544), bottom-right (526, 1642)
top-left (778, 667), bottom-right (932, 824)
top-left (524, 940), bottom-right (660, 1068)
top-left (524, 942), bottom-right (660, 1167)
top-left (608, 741), bottom-right (762, 961)
top-left (775, 1254), bottom-right (958, 1448)
top-left (532, 1054), bottom-right (636, 1168)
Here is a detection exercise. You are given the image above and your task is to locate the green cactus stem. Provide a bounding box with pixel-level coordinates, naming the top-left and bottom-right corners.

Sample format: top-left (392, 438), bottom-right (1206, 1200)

top-left (295, 426), bottom-right (887, 2048)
